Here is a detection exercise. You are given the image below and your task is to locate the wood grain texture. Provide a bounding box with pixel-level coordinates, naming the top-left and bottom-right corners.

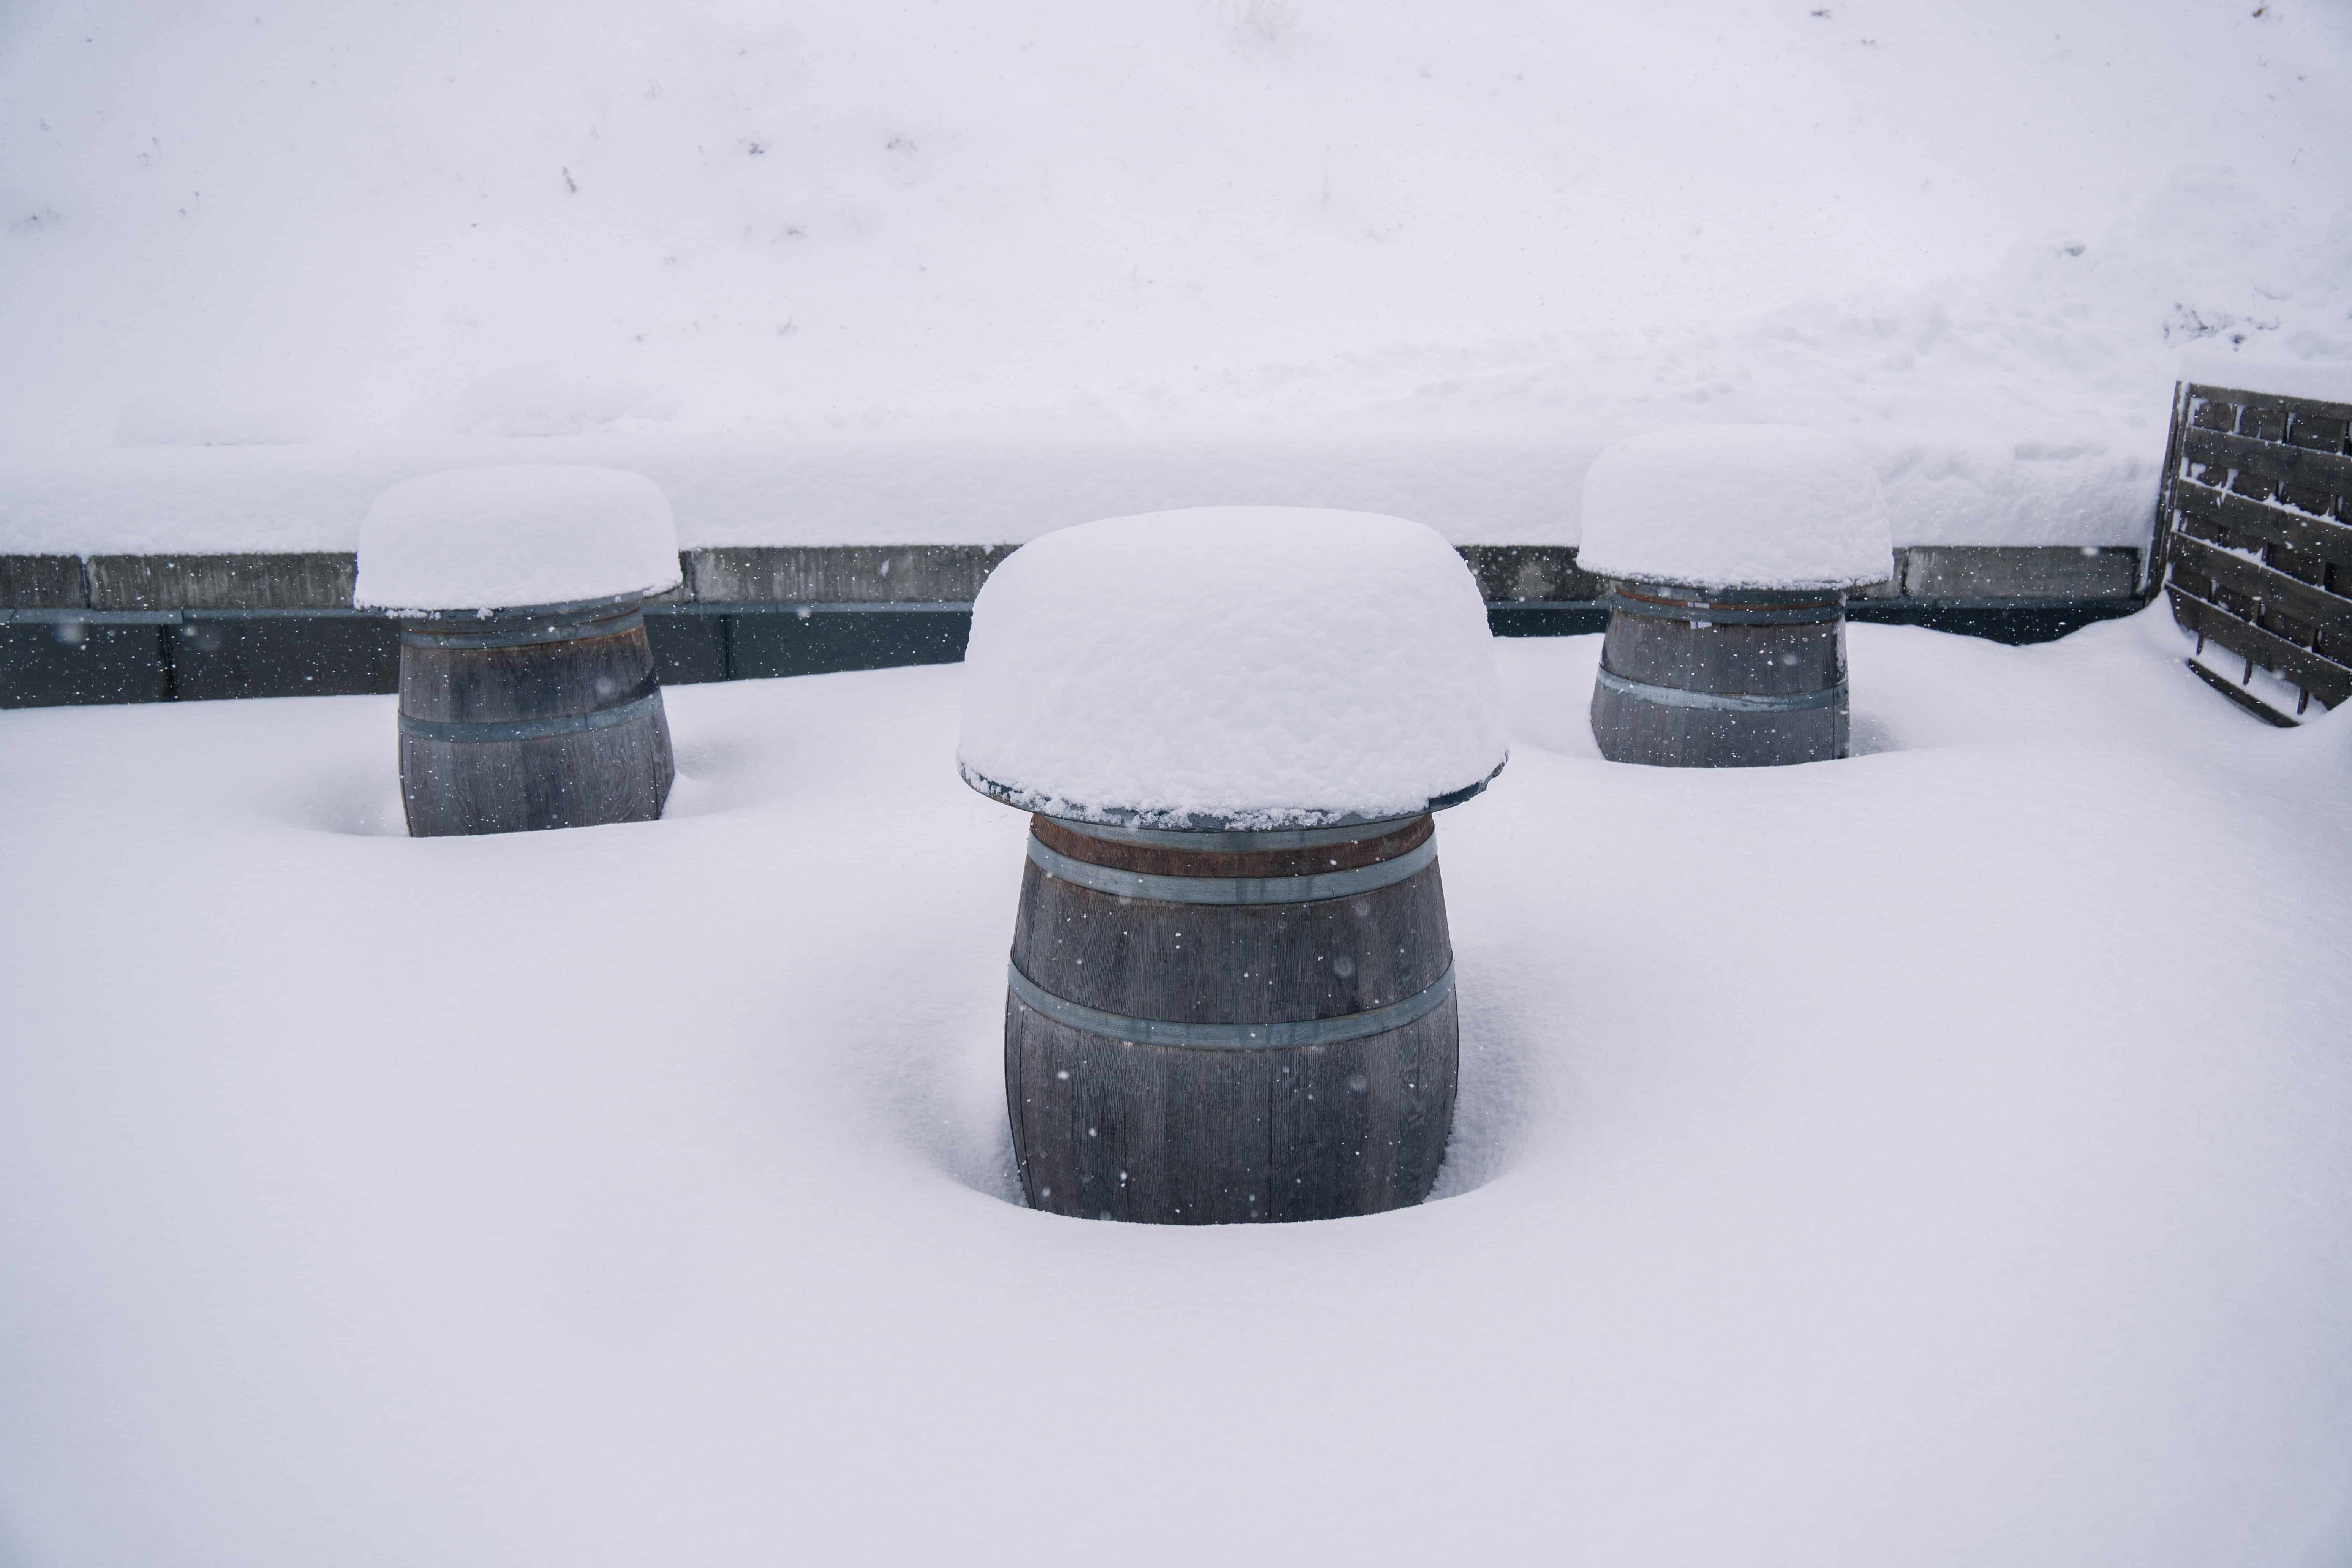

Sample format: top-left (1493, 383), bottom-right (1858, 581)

top-left (87, 552), bottom-right (357, 611)
top-left (397, 602), bottom-right (674, 836)
top-left (2183, 428), bottom-right (2352, 498)
top-left (0, 555), bottom-right (85, 609)
top-left (1899, 545), bottom-right (2140, 601)
top-left (1005, 815), bottom-right (1457, 1223)
top-left (687, 545), bottom-right (1016, 604)
top-left (1589, 588), bottom-right (1849, 768)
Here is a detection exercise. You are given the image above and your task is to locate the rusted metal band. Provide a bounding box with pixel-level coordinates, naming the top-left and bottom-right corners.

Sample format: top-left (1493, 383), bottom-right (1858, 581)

top-left (1027, 831), bottom-right (1437, 906)
top-left (1595, 666), bottom-right (1845, 713)
top-left (1606, 589), bottom-right (1845, 625)
top-left (1052, 816), bottom-right (1418, 852)
top-left (1007, 963), bottom-right (1454, 1050)
top-left (401, 607), bottom-right (645, 649)
top-left (397, 688), bottom-right (662, 743)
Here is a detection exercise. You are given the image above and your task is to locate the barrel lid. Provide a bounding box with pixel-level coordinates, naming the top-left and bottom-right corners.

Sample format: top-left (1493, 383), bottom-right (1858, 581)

top-left (956, 507), bottom-right (1510, 826)
top-left (356, 465), bottom-right (682, 612)
top-left (959, 756), bottom-right (1504, 832)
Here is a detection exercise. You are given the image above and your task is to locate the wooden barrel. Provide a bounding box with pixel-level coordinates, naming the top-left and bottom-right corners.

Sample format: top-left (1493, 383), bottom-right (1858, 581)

top-left (1005, 812), bottom-right (1457, 1224)
top-left (397, 595), bottom-right (674, 836)
top-left (1589, 580), bottom-right (1849, 767)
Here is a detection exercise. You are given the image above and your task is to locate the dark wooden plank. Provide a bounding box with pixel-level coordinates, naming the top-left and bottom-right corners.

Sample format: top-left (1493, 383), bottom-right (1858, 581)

top-left (86, 552), bottom-right (357, 611)
top-left (2181, 428), bottom-right (2352, 499)
top-left (686, 545), bottom-right (1015, 604)
top-left (2173, 478), bottom-right (2352, 572)
top-left (0, 555), bottom-right (85, 609)
top-left (2183, 658), bottom-right (2301, 726)
top-left (1900, 545), bottom-right (2140, 601)
top-left (2167, 534), bottom-right (2352, 637)
top-left (2187, 381), bottom-right (2352, 430)
top-left (2188, 392), bottom-right (2241, 432)
top-left (2167, 586), bottom-right (2352, 707)
top-left (2287, 411), bottom-right (2350, 454)
top-left (1163, 1040), bottom-right (1272, 1224)
top-left (2151, 382), bottom-right (2193, 594)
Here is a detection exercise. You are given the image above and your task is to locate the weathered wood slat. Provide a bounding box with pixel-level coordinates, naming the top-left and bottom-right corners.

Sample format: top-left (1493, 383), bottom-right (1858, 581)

top-left (2183, 658), bottom-right (2300, 727)
top-left (2188, 382), bottom-right (2352, 430)
top-left (2172, 477), bottom-right (2352, 571)
top-left (2181, 428), bottom-right (2352, 499)
top-left (1899, 545), bottom-right (2139, 601)
top-left (2168, 534), bottom-right (2352, 637)
top-left (687, 545), bottom-right (1016, 604)
top-left (87, 552), bottom-right (357, 611)
top-left (0, 555), bottom-right (85, 609)
top-left (2167, 586), bottom-right (2352, 708)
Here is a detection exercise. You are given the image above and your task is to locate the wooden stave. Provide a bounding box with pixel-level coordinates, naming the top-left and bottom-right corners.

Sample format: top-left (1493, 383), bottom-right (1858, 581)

top-left (1005, 813), bottom-right (1458, 1223)
top-left (396, 600), bottom-right (675, 836)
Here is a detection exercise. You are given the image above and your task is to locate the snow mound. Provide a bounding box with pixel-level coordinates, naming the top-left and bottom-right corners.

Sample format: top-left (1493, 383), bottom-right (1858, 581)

top-left (958, 507), bottom-right (1505, 827)
top-left (1578, 425), bottom-right (1895, 591)
top-left (353, 465), bottom-right (681, 612)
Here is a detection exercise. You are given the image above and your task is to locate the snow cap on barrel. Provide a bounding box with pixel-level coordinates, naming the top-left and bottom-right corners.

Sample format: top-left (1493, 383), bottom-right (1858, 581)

top-left (354, 465), bottom-right (682, 612)
top-left (958, 507), bottom-right (1508, 829)
top-left (1577, 425), bottom-right (1893, 591)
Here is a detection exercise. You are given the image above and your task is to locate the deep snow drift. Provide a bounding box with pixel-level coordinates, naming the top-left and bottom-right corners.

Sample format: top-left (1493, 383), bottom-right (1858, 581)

top-left (2, 612), bottom-right (2348, 1566)
top-left (2, 1), bottom-right (2349, 552)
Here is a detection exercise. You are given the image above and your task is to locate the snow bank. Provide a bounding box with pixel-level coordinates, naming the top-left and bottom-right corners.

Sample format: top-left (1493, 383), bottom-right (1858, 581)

top-left (958, 507), bottom-right (1504, 826)
top-left (352, 465), bottom-right (680, 611)
top-left (1577, 426), bottom-right (1893, 591)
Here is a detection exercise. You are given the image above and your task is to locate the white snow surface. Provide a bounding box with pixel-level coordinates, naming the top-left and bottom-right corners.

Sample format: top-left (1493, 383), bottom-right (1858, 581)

top-left (1577, 425), bottom-right (1894, 591)
top-left (4, 2), bottom-right (2351, 554)
top-left (958, 507), bottom-right (1505, 824)
top-left (352, 465), bottom-right (681, 611)
top-left (2, 610), bottom-right (2349, 1565)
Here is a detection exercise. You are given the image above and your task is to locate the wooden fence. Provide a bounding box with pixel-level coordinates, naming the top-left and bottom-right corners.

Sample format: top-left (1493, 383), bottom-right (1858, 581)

top-left (2160, 378), bottom-right (2352, 724)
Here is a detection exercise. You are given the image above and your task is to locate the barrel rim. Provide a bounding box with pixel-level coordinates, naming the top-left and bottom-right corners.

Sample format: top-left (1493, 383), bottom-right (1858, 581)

top-left (384, 589), bottom-right (647, 624)
top-left (959, 759), bottom-right (1503, 831)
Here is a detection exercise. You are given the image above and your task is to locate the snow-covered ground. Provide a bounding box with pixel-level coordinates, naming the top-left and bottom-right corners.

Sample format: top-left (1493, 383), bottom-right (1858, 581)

top-left (3, 612), bottom-right (2347, 1566)
top-left (4, 2), bottom-right (2350, 552)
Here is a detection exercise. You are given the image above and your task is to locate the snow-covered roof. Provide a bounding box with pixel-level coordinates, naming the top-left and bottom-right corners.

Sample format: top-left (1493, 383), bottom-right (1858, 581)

top-left (353, 465), bottom-right (681, 611)
top-left (957, 507), bottom-right (1506, 828)
top-left (1576, 425), bottom-right (1894, 592)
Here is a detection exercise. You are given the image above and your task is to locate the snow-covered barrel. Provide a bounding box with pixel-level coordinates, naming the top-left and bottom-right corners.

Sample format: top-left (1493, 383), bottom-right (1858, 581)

top-left (356, 466), bottom-right (683, 837)
top-left (1578, 426), bottom-right (1893, 768)
top-left (960, 507), bottom-right (1506, 1223)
